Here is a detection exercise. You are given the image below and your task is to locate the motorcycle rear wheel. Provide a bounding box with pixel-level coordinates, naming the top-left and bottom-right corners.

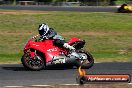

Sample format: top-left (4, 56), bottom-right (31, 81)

top-left (76, 50), bottom-right (94, 69)
top-left (21, 53), bottom-right (45, 71)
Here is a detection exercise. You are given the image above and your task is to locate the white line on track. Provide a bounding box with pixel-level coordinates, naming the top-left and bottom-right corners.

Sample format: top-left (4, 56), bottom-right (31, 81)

top-left (30, 85), bottom-right (53, 87)
top-left (4, 86), bottom-right (24, 88)
top-left (60, 84), bottom-right (79, 86)
top-left (3, 83), bottom-right (132, 87)
top-left (95, 62), bottom-right (101, 63)
top-left (128, 83), bottom-right (132, 85)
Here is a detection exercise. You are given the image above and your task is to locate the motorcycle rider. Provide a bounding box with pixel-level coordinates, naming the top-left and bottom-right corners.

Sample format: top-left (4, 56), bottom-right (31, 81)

top-left (38, 23), bottom-right (75, 50)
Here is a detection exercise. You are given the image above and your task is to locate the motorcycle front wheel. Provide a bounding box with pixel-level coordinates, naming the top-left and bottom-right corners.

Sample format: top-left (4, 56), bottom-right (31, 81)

top-left (21, 53), bottom-right (45, 71)
top-left (76, 50), bottom-right (94, 69)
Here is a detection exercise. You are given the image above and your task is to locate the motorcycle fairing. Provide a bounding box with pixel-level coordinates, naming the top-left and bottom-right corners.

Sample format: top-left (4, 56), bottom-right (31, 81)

top-left (68, 37), bottom-right (85, 49)
top-left (68, 37), bottom-right (80, 44)
top-left (24, 39), bottom-right (62, 63)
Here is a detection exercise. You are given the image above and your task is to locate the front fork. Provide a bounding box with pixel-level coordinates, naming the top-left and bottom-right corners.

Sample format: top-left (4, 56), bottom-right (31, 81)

top-left (24, 49), bottom-right (42, 65)
top-left (25, 49), bottom-right (37, 59)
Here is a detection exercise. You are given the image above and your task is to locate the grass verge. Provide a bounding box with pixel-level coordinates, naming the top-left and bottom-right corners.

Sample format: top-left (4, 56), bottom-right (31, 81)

top-left (0, 10), bottom-right (132, 64)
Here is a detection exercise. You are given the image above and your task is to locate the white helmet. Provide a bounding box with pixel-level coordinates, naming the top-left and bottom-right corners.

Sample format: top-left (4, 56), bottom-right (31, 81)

top-left (38, 23), bottom-right (49, 36)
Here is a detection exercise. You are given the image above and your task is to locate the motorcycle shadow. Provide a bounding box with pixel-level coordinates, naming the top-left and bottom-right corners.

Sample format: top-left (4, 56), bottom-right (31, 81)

top-left (2, 64), bottom-right (77, 71)
top-left (2, 66), bottom-right (26, 71)
top-left (45, 64), bottom-right (77, 70)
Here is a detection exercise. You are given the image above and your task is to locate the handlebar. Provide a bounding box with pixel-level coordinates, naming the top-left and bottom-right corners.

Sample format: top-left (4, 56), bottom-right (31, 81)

top-left (32, 35), bottom-right (39, 39)
top-left (31, 35), bottom-right (49, 41)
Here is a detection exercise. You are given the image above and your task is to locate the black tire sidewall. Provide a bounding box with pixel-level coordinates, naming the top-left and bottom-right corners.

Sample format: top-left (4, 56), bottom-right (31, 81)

top-left (76, 50), bottom-right (94, 69)
top-left (21, 54), bottom-right (45, 71)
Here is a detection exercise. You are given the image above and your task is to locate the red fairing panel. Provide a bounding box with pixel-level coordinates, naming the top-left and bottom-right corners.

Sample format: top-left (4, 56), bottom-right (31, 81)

top-left (43, 40), bottom-right (61, 62)
top-left (68, 37), bottom-right (80, 44)
top-left (24, 40), bottom-right (61, 63)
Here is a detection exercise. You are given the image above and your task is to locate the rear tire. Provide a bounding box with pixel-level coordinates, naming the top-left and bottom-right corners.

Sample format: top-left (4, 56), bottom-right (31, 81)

top-left (21, 53), bottom-right (45, 71)
top-left (76, 76), bottom-right (87, 85)
top-left (76, 50), bottom-right (94, 69)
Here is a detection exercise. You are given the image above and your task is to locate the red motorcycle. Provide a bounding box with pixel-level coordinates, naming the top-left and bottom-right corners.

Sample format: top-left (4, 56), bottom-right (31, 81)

top-left (21, 35), bottom-right (94, 70)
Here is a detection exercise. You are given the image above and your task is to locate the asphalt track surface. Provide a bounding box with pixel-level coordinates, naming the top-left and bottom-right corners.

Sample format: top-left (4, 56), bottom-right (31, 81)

top-left (0, 6), bottom-right (118, 12)
top-left (0, 62), bottom-right (132, 87)
top-left (0, 6), bottom-right (130, 87)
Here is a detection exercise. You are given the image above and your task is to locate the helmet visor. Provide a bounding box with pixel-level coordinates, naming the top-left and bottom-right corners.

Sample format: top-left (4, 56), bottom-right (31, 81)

top-left (39, 24), bottom-right (49, 36)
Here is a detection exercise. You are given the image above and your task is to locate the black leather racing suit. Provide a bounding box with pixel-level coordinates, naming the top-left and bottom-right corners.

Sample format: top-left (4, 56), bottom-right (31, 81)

top-left (40, 28), bottom-right (65, 48)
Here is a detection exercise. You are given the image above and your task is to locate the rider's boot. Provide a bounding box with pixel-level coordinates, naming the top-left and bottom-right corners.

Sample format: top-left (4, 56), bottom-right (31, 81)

top-left (63, 43), bottom-right (75, 50)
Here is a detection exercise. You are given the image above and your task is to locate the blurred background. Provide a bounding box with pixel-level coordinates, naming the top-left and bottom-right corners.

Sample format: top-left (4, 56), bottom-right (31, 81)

top-left (0, 0), bottom-right (132, 6)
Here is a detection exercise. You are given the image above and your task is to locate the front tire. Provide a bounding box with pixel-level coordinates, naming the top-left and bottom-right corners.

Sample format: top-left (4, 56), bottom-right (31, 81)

top-left (21, 53), bottom-right (45, 71)
top-left (76, 50), bottom-right (94, 69)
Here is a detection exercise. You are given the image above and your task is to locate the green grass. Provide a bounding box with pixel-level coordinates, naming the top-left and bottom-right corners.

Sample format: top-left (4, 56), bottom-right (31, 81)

top-left (0, 10), bottom-right (132, 63)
